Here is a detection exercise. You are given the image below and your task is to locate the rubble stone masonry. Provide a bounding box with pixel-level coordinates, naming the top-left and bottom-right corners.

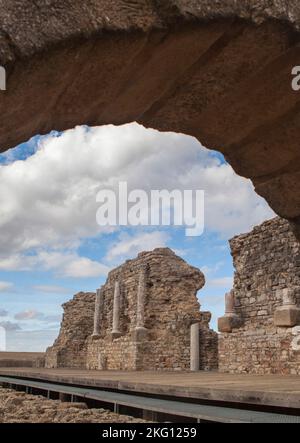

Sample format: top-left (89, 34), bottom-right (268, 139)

top-left (45, 292), bottom-right (95, 368)
top-left (219, 217), bottom-right (300, 375)
top-left (46, 248), bottom-right (218, 371)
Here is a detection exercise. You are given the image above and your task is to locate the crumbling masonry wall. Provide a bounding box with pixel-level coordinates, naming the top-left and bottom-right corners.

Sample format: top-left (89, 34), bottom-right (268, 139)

top-left (87, 248), bottom-right (218, 371)
top-left (46, 248), bottom-right (218, 371)
top-left (219, 217), bottom-right (300, 375)
top-left (45, 292), bottom-right (95, 368)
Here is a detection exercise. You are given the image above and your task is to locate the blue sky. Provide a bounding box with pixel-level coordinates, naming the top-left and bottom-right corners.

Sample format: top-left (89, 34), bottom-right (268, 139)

top-left (0, 123), bottom-right (275, 351)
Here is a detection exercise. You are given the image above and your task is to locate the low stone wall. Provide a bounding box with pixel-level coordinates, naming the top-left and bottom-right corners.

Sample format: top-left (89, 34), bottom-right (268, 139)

top-left (219, 217), bottom-right (300, 375)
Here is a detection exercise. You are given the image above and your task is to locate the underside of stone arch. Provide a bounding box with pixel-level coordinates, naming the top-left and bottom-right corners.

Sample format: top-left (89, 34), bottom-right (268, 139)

top-left (1, 1), bottom-right (300, 231)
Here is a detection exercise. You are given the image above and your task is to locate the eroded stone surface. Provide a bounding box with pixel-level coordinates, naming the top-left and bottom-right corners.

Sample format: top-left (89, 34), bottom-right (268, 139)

top-left (0, 388), bottom-right (146, 423)
top-left (45, 292), bottom-right (95, 368)
top-left (1, 2), bottom-right (300, 227)
top-left (46, 248), bottom-right (218, 371)
top-left (274, 305), bottom-right (300, 327)
top-left (219, 217), bottom-right (300, 375)
top-left (218, 291), bottom-right (243, 333)
top-left (218, 315), bottom-right (242, 334)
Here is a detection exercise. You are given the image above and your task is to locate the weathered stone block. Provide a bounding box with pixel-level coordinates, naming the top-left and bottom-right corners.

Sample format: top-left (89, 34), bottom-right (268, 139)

top-left (219, 217), bottom-right (300, 376)
top-left (132, 327), bottom-right (148, 342)
top-left (218, 315), bottom-right (242, 333)
top-left (274, 306), bottom-right (300, 327)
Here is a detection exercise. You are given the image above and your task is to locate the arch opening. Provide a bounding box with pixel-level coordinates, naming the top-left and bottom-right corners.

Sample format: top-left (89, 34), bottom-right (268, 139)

top-left (1, 3), bottom-right (300, 375)
top-left (1, 17), bottom-right (300, 230)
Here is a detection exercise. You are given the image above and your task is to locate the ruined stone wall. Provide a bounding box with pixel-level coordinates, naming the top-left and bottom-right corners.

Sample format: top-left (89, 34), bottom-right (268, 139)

top-left (199, 312), bottom-right (219, 371)
top-left (45, 292), bottom-right (95, 368)
top-left (87, 248), bottom-right (218, 371)
top-left (46, 248), bottom-right (217, 371)
top-left (219, 217), bottom-right (300, 375)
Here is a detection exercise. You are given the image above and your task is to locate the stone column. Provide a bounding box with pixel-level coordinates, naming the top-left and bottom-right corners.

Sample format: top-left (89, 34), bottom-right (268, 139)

top-left (218, 291), bottom-right (242, 333)
top-left (190, 323), bottom-right (200, 371)
top-left (92, 288), bottom-right (103, 338)
top-left (112, 280), bottom-right (121, 338)
top-left (274, 288), bottom-right (300, 327)
top-left (225, 291), bottom-right (235, 315)
top-left (134, 266), bottom-right (148, 341)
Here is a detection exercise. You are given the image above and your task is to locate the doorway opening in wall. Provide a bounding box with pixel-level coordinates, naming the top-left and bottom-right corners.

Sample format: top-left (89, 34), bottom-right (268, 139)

top-left (0, 122), bottom-right (275, 352)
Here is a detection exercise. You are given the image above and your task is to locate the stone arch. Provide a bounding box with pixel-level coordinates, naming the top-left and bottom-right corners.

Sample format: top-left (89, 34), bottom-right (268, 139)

top-left (1, 1), bottom-right (300, 232)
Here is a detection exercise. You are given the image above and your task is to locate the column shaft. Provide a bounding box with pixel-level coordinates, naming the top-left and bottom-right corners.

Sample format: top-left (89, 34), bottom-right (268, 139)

top-left (92, 288), bottom-right (102, 337)
top-left (190, 323), bottom-right (200, 371)
top-left (112, 280), bottom-right (121, 338)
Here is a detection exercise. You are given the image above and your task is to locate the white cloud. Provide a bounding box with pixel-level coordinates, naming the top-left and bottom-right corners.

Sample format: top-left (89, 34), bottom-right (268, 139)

top-left (0, 251), bottom-right (109, 278)
top-left (0, 255), bottom-right (37, 272)
top-left (207, 276), bottom-right (234, 288)
top-left (106, 231), bottom-right (169, 262)
top-left (201, 262), bottom-right (224, 276)
top-left (0, 281), bottom-right (13, 292)
top-left (0, 123), bottom-right (274, 273)
top-left (14, 309), bottom-right (62, 324)
top-left (15, 310), bottom-right (41, 320)
top-left (33, 285), bottom-right (71, 294)
top-left (60, 255), bottom-right (110, 278)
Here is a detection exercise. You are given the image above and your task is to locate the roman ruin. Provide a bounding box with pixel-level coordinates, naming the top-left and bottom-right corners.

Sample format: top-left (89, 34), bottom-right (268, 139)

top-left (45, 292), bottom-right (95, 369)
top-left (45, 217), bottom-right (300, 375)
top-left (45, 248), bottom-right (218, 371)
top-left (2, 0), bottom-right (298, 378)
top-left (218, 217), bottom-right (300, 375)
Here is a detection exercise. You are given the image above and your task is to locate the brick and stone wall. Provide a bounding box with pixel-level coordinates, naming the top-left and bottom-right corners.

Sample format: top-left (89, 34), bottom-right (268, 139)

top-left (46, 248), bottom-right (218, 371)
top-left (45, 292), bottom-right (95, 368)
top-left (218, 217), bottom-right (300, 375)
top-left (87, 248), bottom-right (218, 371)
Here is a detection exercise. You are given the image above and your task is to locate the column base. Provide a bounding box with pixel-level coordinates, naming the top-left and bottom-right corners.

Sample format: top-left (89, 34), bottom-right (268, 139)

top-left (274, 305), bottom-right (300, 327)
top-left (218, 314), bottom-right (242, 333)
top-left (133, 327), bottom-right (148, 342)
top-left (111, 330), bottom-right (122, 339)
top-left (91, 334), bottom-right (101, 340)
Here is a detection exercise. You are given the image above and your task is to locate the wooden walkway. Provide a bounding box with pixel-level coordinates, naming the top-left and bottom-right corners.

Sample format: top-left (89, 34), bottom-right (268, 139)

top-left (0, 368), bottom-right (300, 409)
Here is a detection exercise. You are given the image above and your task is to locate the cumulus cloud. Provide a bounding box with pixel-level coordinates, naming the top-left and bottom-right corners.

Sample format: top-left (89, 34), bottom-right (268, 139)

top-left (0, 281), bottom-right (13, 292)
top-left (14, 309), bottom-right (61, 324)
top-left (106, 231), bottom-right (169, 262)
top-left (59, 255), bottom-right (110, 278)
top-left (207, 276), bottom-right (234, 288)
top-left (14, 310), bottom-right (41, 320)
top-left (0, 251), bottom-right (109, 278)
top-left (33, 285), bottom-right (71, 294)
top-left (0, 309), bottom-right (8, 317)
top-left (0, 123), bottom-right (274, 274)
top-left (35, 251), bottom-right (110, 278)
